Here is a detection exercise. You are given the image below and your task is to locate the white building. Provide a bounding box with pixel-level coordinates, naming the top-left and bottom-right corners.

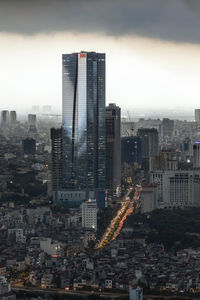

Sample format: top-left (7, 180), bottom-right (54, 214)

top-left (0, 276), bottom-right (16, 300)
top-left (82, 200), bottom-right (97, 231)
top-left (53, 190), bottom-right (87, 207)
top-left (151, 170), bottom-right (200, 209)
top-left (141, 185), bottom-right (158, 213)
top-left (129, 286), bottom-right (143, 300)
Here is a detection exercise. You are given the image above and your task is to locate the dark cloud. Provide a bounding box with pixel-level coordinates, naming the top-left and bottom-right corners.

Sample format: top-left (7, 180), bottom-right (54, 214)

top-left (182, 0), bottom-right (200, 11)
top-left (0, 0), bottom-right (200, 43)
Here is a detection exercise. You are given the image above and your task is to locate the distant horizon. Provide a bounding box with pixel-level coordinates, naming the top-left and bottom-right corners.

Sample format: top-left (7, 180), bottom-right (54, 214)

top-left (4, 106), bottom-right (197, 122)
top-left (1, 1), bottom-right (200, 113)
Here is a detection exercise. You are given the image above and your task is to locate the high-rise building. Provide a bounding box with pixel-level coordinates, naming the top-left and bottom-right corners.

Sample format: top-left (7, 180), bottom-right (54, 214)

top-left (82, 200), bottom-right (97, 231)
top-left (1, 110), bottom-right (9, 124)
top-left (121, 136), bottom-right (142, 165)
top-left (195, 109), bottom-right (200, 123)
top-left (137, 128), bottom-right (159, 170)
top-left (28, 114), bottom-right (37, 134)
top-left (51, 128), bottom-right (62, 191)
top-left (106, 103), bottom-right (121, 196)
top-left (60, 51), bottom-right (106, 206)
top-left (10, 111), bottom-right (17, 123)
top-left (28, 114), bottom-right (36, 125)
top-left (193, 142), bottom-right (200, 169)
top-left (151, 170), bottom-right (200, 208)
top-left (121, 136), bottom-right (142, 184)
top-left (22, 138), bottom-right (36, 155)
top-left (161, 118), bottom-right (174, 137)
top-left (183, 138), bottom-right (193, 156)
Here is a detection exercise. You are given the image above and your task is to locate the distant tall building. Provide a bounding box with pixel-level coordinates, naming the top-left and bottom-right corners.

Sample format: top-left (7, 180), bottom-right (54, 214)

top-left (181, 138), bottom-right (193, 166)
top-left (9, 111), bottom-right (17, 123)
top-left (60, 51), bottom-right (106, 207)
top-left (193, 142), bottom-right (200, 169)
top-left (106, 103), bottom-right (121, 196)
top-left (1, 110), bottom-right (9, 124)
top-left (183, 138), bottom-right (193, 156)
top-left (161, 118), bottom-right (174, 137)
top-left (32, 105), bottom-right (39, 113)
top-left (121, 136), bottom-right (142, 165)
top-left (28, 114), bottom-right (36, 126)
top-left (137, 128), bottom-right (159, 170)
top-left (28, 114), bottom-right (37, 133)
top-left (121, 136), bottom-right (142, 184)
top-left (43, 105), bottom-right (52, 113)
top-left (195, 109), bottom-right (200, 123)
top-left (22, 138), bottom-right (36, 155)
top-left (82, 200), bottom-right (97, 231)
top-left (51, 128), bottom-right (62, 191)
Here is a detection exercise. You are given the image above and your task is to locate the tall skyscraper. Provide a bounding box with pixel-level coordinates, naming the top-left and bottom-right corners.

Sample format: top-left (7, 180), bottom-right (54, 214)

top-left (161, 118), bottom-right (174, 137)
top-left (1, 110), bottom-right (9, 124)
top-left (61, 51), bottom-right (106, 206)
top-left (28, 114), bottom-right (37, 133)
top-left (121, 136), bottom-right (142, 165)
top-left (106, 103), bottom-right (121, 196)
top-left (51, 128), bottom-right (62, 191)
top-left (10, 111), bottom-right (17, 123)
top-left (195, 109), bottom-right (200, 123)
top-left (121, 136), bottom-right (142, 184)
top-left (137, 128), bottom-right (159, 171)
top-left (193, 142), bottom-right (200, 169)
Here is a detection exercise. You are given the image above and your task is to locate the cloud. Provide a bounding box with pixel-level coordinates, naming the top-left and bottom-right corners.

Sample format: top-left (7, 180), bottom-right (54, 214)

top-left (0, 0), bottom-right (200, 43)
top-left (182, 0), bottom-right (200, 11)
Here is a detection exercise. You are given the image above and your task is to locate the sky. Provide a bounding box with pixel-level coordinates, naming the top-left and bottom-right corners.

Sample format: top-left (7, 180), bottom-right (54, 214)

top-left (1, 0), bottom-right (200, 114)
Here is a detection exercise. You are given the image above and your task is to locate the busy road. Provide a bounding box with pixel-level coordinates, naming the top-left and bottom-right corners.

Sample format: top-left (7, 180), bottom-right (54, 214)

top-left (95, 184), bottom-right (142, 249)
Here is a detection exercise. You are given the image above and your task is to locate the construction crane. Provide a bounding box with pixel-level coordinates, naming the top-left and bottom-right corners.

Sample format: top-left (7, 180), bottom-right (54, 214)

top-left (42, 114), bottom-right (62, 122)
top-left (126, 110), bottom-right (135, 136)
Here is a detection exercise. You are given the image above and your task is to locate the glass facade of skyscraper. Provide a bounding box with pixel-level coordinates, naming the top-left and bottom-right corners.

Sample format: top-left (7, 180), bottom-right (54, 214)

top-left (62, 52), bottom-right (106, 194)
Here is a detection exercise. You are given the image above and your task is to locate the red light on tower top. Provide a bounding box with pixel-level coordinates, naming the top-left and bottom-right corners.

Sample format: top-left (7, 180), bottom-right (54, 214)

top-left (79, 53), bottom-right (86, 58)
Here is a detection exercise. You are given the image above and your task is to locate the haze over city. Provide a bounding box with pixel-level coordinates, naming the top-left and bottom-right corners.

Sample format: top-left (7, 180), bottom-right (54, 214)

top-left (1, 0), bottom-right (200, 115)
top-left (2, 1), bottom-right (200, 300)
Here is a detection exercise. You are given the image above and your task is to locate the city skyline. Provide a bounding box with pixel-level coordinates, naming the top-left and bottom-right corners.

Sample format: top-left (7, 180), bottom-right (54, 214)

top-left (2, 2), bottom-right (200, 298)
top-left (1, 1), bottom-right (200, 112)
